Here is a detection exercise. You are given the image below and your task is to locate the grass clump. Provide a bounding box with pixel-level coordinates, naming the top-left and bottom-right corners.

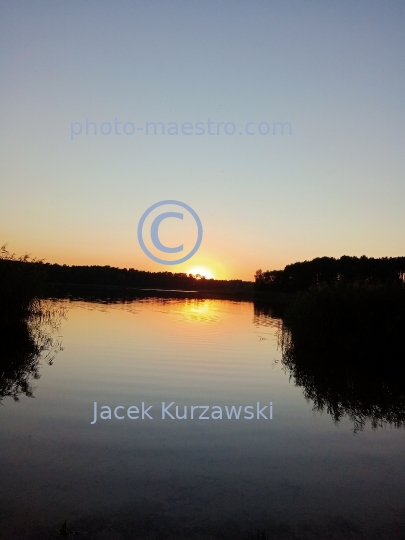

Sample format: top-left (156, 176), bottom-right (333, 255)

top-left (0, 245), bottom-right (65, 402)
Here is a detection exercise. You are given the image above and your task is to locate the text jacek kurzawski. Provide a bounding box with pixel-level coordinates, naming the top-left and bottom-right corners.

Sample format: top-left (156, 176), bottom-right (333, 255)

top-left (90, 402), bottom-right (273, 424)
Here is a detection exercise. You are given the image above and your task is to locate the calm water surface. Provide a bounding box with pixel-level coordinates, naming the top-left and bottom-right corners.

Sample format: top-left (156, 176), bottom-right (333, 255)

top-left (1, 297), bottom-right (404, 539)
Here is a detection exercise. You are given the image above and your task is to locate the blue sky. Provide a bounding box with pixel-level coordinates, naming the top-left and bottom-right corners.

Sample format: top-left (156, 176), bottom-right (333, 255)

top-left (1, 0), bottom-right (404, 279)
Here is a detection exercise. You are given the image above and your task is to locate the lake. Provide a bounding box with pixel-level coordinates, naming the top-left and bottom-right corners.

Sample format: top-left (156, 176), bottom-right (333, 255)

top-left (1, 296), bottom-right (405, 539)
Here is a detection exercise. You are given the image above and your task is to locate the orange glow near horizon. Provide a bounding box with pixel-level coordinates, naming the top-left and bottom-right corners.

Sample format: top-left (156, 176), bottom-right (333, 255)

top-left (3, 240), bottom-right (262, 281)
top-left (187, 266), bottom-right (214, 279)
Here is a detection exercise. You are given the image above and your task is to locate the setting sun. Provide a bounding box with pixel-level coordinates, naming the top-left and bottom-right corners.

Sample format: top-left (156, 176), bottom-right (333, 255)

top-left (187, 266), bottom-right (214, 279)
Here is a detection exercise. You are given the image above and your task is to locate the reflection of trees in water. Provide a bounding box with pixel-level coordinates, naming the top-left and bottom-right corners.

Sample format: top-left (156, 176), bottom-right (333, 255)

top-left (0, 300), bottom-right (65, 402)
top-left (253, 302), bottom-right (284, 328)
top-left (279, 324), bottom-right (405, 432)
top-left (257, 285), bottom-right (405, 432)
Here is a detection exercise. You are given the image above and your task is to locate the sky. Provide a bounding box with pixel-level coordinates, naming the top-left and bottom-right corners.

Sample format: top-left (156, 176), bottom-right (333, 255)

top-left (1, 0), bottom-right (404, 280)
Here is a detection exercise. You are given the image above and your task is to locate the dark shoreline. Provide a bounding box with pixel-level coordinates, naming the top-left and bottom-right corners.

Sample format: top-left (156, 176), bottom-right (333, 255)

top-left (47, 281), bottom-right (294, 305)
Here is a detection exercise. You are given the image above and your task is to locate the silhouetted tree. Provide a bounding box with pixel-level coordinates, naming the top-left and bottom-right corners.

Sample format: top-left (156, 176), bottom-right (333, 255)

top-left (255, 255), bottom-right (405, 292)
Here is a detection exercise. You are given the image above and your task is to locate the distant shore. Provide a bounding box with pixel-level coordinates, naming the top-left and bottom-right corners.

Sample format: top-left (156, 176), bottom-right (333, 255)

top-left (47, 281), bottom-right (293, 305)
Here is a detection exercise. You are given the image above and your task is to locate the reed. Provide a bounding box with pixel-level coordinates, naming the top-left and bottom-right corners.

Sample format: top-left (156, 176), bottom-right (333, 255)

top-left (0, 245), bottom-right (65, 401)
top-left (0, 244), bottom-right (46, 326)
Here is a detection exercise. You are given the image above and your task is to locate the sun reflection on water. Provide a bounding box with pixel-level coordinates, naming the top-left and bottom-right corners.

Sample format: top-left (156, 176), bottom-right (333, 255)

top-left (179, 299), bottom-right (220, 323)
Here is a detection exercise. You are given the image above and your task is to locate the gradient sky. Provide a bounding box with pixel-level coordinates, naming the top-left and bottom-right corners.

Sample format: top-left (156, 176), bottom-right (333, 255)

top-left (1, 1), bottom-right (404, 280)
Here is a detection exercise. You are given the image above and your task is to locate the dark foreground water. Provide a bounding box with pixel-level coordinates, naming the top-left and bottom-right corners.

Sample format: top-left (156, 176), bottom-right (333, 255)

top-left (1, 297), bottom-right (404, 539)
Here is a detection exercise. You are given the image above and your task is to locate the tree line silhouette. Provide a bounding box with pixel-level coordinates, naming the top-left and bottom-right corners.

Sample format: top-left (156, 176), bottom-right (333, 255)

top-left (2, 244), bottom-right (405, 428)
top-left (39, 262), bottom-right (252, 292)
top-left (254, 255), bottom-right (405, 430)
top-left (255, 255), bottom-right (405, 292)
